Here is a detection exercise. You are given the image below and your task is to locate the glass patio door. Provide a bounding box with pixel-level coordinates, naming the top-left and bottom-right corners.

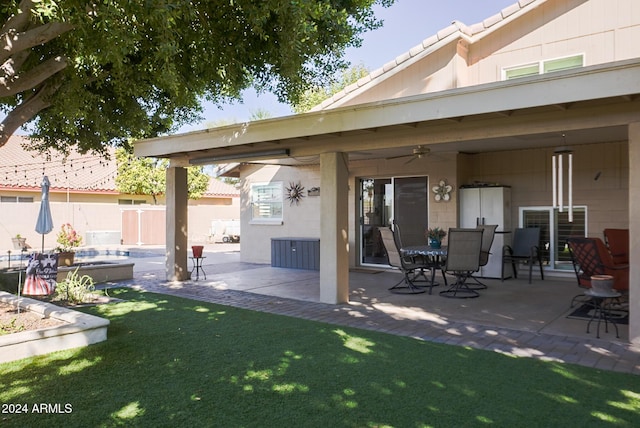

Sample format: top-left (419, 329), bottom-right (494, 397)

top-left (359, 176), bottom-right (428, 266)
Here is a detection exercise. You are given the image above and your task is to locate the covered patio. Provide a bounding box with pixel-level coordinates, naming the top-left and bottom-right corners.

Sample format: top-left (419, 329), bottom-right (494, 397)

top-left (128, 248), bottom-right (639, 372)
top-left (134, 59), bottom-right (640, 345)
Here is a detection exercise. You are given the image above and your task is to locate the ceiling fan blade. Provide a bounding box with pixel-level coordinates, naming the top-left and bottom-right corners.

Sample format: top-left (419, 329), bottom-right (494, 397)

top-left (404, 156), bottom-right (418, 165)
top-left (385, 154), bottom-right (413, 160)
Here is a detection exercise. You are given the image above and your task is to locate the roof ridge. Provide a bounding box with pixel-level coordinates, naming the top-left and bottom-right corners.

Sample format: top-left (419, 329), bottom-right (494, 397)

top-left (313, 0), bottom-right (542, 111)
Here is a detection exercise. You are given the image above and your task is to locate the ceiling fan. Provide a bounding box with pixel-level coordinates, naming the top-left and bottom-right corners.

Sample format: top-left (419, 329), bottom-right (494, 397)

top-left (385, 145), bottom-right (431, 164)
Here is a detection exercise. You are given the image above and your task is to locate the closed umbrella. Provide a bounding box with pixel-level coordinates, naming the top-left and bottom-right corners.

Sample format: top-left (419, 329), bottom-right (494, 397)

top-left (35, 175), bottom-right (54, 252)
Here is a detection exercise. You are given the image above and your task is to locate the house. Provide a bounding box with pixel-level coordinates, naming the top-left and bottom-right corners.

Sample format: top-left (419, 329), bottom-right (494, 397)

top-left (0, 135), bottom-right (240, 251)
top-left (134, 0), bottom-right (640, 344)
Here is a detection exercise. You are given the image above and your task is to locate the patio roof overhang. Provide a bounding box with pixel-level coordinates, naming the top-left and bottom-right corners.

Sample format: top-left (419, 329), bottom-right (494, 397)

top-left (134, 58), bottom-right (640, 165)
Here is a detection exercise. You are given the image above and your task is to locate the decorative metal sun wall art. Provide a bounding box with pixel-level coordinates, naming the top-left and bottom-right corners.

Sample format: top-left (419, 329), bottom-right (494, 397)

top-left (432, 179), bottom-right (453, 202)
top-left (285, 181), bottom-right (305, 205)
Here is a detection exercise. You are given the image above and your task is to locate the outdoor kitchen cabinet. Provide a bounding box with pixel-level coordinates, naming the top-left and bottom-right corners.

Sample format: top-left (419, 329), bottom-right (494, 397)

top-left (459, 186), bottom-right (512, 279)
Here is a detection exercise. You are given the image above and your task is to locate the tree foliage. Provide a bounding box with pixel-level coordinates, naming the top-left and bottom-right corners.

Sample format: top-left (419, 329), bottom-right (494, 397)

top-left (292, 63), bottom-right (370, 113)
top-left (0, 0), bottom-right (394, 154)
top-left (115, 148), bottom-right (209, 204)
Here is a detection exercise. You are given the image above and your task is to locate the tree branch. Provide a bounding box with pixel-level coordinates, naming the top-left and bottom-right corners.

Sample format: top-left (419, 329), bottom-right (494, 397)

top-left (0, 55), bottom-right (67, 97)
top-left (0, 0), bottom-right (36, 35)
top-left (0, 82), bottom-right (59, 148)
top-left (1, 21), bottom-right (73, 64)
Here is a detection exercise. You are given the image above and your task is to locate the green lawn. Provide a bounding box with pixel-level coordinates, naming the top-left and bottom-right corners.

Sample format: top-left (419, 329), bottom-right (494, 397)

top-left (1, 288), bottom-right (639, 427)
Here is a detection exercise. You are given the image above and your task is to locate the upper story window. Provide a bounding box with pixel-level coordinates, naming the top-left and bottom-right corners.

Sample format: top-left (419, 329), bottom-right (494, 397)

top-left (250, 182), bottom-right (283, 224)
top-left (503, 54), bottom-right (584, 80)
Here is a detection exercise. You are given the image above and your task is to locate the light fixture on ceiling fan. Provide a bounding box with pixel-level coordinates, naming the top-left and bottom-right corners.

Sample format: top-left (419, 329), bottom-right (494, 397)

top-left (385, 145), bottom-right (431, 164)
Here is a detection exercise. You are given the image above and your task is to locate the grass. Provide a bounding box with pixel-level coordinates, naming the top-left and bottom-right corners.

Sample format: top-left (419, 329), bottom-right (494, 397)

top-left (1, 288), bottom-right (639, 427)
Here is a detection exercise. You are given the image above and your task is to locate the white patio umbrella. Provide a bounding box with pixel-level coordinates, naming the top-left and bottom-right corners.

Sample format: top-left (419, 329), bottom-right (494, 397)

top-left (35, 175), bottom-right (54, 252)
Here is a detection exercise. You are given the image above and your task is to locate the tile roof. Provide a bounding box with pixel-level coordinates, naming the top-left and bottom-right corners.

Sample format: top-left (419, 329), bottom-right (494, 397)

top-left (313, 0), bottom-right (543, 111)
top-left (0, 135), bottom-right (239, 197)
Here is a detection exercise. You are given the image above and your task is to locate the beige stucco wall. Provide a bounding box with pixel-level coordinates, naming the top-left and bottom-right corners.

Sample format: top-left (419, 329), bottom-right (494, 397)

top-left (239, 141), bottom-right (628, 267)
top-left (335, 0), bottom-right (640, 109)
top-left (0, 198), bottom-right (240, 251)
top-left (239, 153), bottom-right (459, 265)
top-left (470, 0), bottom-right (640, 84)
top-left (459, 141), bottom-right (629, 233)
top-left (239, 163), bottom-right (321, 264)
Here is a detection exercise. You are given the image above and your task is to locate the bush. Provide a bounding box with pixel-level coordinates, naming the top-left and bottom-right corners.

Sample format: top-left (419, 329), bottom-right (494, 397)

top-left (55, 268), bottom-right (95, 304)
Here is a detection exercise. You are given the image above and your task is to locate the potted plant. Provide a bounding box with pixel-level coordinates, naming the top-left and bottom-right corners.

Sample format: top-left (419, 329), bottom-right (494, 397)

top-left (11, 234), bottom-right (27, 250)
top-left (425, 227), bottom-right (447, 249)
top-left (56, 223), bottom-right (83, 266)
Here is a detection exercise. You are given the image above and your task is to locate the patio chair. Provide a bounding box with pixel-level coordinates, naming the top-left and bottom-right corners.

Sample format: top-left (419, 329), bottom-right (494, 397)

top-left (439, 228), bottom-right (484, 298)
top-left (468, 224), bottom-right (497, 289)
top-left (393, 220), bottom-right (447, 287)
top-left (501, 227), bottom-right (544, 284)
top-left (378, 227), bottom-right (430, 294)
top-left (567, 237), bottom-right (629, 307)
top-left (603, 228), bottom-right (629, 265)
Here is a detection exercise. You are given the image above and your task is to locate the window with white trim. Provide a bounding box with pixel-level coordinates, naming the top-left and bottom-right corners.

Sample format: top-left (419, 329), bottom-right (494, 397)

top-left (250, 182), bottom-right (283, 222)
top-left (520, 206), bottom-right (587, 270)
top-left (504, 54), bottom-right (584, 80)
top-left (1, 196), bottom-right (34, 203)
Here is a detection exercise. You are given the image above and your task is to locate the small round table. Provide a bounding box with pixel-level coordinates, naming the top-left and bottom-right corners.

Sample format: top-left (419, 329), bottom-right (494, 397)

top-left (584, 289), bottom-right (621, 339)
top-left (190, 256), bottom-right (206, 280)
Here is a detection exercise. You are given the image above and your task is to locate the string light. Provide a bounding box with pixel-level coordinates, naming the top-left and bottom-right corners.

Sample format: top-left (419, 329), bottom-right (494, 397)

top-left (0, 152), bottom-right (118, 191)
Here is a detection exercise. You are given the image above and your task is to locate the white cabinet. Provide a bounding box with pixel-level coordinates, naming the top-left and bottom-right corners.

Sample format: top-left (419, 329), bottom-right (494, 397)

top-left (459, 186), bottom-right (511, 278)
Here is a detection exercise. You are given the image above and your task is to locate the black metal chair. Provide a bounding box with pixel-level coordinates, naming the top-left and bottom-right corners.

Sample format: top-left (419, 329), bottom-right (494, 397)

top-left (501, 227), bottom-right (544, 284)
top-left (440, 228), bottom-right (484, 298)
top-left (393, 220), bottom-right (447, 288)
top-left (379, 226), bottom-right (431, 294)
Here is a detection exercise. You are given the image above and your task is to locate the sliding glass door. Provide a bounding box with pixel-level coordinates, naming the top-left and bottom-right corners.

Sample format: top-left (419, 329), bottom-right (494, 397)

top-left (359, 176), bottom-right (428, 266)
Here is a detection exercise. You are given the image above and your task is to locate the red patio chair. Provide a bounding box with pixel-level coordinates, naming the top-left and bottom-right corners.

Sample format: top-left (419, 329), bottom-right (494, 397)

top-left (566, 237), bottom-right (629, 307)
top-left (603, 228), bottom-right (629, 265)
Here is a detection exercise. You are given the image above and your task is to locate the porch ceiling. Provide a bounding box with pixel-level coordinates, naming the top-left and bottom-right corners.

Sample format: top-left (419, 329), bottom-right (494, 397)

top-left (134, 59), bottom-right (640, 166)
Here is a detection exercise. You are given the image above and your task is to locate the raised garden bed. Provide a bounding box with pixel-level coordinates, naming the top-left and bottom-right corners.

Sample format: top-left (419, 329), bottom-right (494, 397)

top-left (0, 291), bottom-right (110, 364)
top-left (57, 261), bottom-right (134, 283)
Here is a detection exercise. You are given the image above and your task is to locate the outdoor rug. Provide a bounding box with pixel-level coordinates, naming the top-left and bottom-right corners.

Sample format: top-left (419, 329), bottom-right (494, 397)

top-left (567, 301), bottom-right (629, 325)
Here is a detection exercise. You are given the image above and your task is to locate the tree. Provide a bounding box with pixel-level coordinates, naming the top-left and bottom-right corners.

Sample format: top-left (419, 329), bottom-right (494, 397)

top-left (0, 0), bottom-right (394, 154)
top-left (115, 148), bottom-right (209, 204)
top-left (292, 63), bottom-right (370, 113)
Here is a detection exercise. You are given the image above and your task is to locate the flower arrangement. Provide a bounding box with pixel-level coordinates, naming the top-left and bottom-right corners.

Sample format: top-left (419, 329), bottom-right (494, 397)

top-left (56, 223), bottom-right (83, 252)
top-left (425, 227), bottom-right (447, 240)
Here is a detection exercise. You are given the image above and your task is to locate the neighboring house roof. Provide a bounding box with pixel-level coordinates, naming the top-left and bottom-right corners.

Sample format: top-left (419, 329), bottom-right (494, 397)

top-left (313, 0), bottom-right (543, 111)
top-left (0, 135), bottom-right (239, 197)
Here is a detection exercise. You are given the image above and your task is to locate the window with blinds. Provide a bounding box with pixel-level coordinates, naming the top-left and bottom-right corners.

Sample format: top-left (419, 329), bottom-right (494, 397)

top-left (250, 182), bottom-right (283, 223)
top-left (521, 206), bottom-right (586, 270)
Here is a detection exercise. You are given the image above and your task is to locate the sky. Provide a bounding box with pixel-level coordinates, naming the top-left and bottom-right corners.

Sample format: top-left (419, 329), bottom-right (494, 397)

top-left (177, 0), bottom-right (517, 133)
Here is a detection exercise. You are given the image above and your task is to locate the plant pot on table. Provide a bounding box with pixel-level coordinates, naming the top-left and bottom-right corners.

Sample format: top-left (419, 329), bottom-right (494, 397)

top-left (57, 251), bottom-right (75, 267)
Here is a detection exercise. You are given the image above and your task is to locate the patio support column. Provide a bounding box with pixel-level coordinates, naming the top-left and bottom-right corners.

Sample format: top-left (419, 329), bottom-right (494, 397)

top-left (320, 152), bottom-right (349, 304)
top-left (628, 122), bottom-right (640, 345)
top-left (165, 166), bottom-right (189, 281)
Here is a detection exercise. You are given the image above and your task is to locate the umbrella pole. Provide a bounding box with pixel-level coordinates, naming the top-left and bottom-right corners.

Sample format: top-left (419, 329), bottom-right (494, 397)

top-left (42, 234), bottom-right (45, 253)
top-left (17, 250), bottom-right (24, 314)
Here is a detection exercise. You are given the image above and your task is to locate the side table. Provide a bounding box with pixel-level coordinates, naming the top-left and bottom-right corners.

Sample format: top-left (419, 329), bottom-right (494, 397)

top-left (190, 256), bottom-right (206, 280)
top-left (584, 289), bottom-right (621, 339)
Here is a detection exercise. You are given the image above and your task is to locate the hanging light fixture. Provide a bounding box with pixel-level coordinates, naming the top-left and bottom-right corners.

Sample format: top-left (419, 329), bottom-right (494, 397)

top-left (552, 135), bottom-right (574, 222)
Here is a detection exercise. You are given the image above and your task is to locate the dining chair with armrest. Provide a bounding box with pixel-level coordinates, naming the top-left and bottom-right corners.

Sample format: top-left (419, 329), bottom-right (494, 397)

top-left (379, 227), bottom-right (430, 294)
top-left (393, 220), bottom-right (447, 287)
top-left (566, 237), bottom-right (629, 307)
top-left (501, 227), bottom-right (544, 284)
top-left (468, 224), bottom-right (497, 289)
top-left (440, 228), bottom-right (484, 299)
top-left (603, 228), bottom-right (629, 265)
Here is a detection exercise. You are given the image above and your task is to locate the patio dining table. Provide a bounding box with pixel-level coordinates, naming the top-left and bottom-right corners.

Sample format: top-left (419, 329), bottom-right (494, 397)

top-left (401, 245), bottom-right (448, 288)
